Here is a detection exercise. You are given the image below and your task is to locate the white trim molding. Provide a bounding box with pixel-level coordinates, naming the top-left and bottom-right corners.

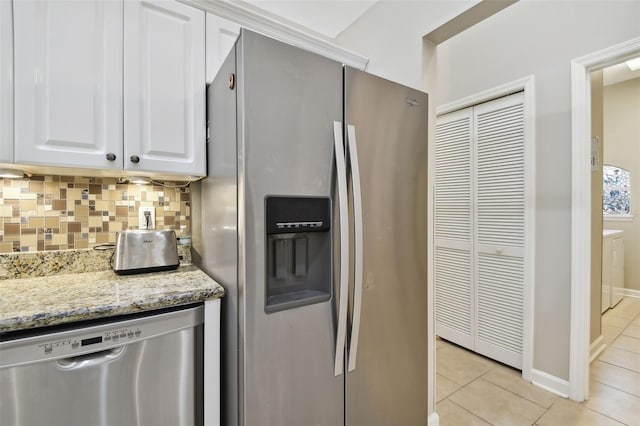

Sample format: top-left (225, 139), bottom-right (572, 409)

top-left (622, 288), bottom-right (640, 299)
top-left (428, 413), bottom-right (440, 426)
top-left (435, 75), bottom-right (536, 383)
top-left (603, 214), bottom-right (635, 222)
top-left (570, 36), bottom-right (640, 402)
top-left (204, 298), bottom-right (221, 426)
top-left (179, 0), bottom-right (369, 69)
top-left (589, 335), bottom-right (606, 363)
top-left (436, 76), bottom-right (534, 116)
top-left (531, 369), bottom-right (570, 398)
top-left (428, 184), bottom-right (437, 423)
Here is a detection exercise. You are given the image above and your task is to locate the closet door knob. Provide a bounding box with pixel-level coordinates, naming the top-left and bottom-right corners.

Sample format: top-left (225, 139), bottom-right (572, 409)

top-left (130, 155), bottom-right (140, 164)
top-left (105, 153), bottom-right (116, 161)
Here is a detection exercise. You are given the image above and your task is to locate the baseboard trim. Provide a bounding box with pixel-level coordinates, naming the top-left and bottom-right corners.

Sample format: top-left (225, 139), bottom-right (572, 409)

top-left (531, 369), bottom-right (570, 398)
top-left (622, 288), bottom-right (640, 299)
top-left (589, 335), bottom-right (606, 363)
top-left (428, 412), bottom-right (440, 426)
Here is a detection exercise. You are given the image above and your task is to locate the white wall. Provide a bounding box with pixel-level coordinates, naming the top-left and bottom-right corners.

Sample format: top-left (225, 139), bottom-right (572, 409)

top-left (436, 0), bottom-right (639, 381)
top-left (603, 77), bottom-right (640, 292)
top-left (336, 0), bottom-right (478, 91)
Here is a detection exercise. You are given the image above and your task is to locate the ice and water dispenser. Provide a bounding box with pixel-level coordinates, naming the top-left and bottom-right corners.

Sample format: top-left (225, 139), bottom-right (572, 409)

top-left (265, 196), bottom-right (331, 313)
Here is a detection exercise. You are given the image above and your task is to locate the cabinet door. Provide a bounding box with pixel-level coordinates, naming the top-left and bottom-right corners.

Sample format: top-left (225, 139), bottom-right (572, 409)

top-left (0, 0), bottom-right (13, 163)
top-left (611, 236), bottom-right (624, 307)
top-left (206, 13), bottom-right (240, 82)
top-left (602, 236), bottom-right (612, 312)
top-left (473, 92), bottom-right (525, 369)
top-left (434, 108), bottom-right (474, 349)
top-left (14, 0), bottom-right (123, 169)
top-left (124, 0), bottom-right (205, 176)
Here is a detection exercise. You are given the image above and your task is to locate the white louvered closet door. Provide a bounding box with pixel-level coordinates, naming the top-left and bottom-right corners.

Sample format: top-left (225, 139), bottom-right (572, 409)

top-left (435, 108), bottom-right (474, 349)
top-left (473, 93), bottom-right (525, 369)
top-left (435, 92), bottom-right (525, 370)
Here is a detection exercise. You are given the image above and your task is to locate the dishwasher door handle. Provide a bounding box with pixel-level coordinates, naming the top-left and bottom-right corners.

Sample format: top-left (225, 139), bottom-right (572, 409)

top-left (56, 346), bottom-right (125, 370)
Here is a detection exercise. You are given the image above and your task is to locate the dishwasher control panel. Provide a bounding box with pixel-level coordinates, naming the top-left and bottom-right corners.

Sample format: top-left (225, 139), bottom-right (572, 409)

top-left (39, 327), bottom-right (143, 356)
top-left (0, 305), bottom-right (204, 369)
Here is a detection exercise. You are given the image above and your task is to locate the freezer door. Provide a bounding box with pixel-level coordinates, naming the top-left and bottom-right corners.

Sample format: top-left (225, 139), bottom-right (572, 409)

top-left (344, 67), bottom-right (428, 425)
top-left (237, 30), bottom-right (344, 426)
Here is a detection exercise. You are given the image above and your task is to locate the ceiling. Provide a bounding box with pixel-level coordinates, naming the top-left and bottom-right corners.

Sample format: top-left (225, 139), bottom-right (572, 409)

top-left (603, 61), bottom-right (640, 86)
top-left (243, 0), bottom-right (379, 39)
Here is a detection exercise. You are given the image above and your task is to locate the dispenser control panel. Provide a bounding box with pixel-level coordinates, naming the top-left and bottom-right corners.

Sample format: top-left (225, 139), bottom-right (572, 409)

top-left (275, 221), bottom-right (324, 230)
top-left (266, 197), bottom-right (330, 234)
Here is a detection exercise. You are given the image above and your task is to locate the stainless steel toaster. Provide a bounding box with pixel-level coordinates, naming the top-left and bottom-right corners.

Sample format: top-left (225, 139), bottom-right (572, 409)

top-left (113, 230), bottom-right (180, 275)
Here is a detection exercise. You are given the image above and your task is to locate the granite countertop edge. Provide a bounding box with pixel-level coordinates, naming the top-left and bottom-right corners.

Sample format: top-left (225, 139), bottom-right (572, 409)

top-left (0, 266), bottom-right (225, 334)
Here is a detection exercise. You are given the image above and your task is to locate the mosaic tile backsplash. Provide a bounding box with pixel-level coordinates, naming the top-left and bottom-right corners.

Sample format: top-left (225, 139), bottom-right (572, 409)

top-left (0, 175), bottom-right (191, 253)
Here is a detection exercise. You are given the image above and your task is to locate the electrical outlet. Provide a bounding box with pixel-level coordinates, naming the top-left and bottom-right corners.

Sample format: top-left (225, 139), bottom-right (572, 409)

top-left (139, 207), bottom-right (155, 230)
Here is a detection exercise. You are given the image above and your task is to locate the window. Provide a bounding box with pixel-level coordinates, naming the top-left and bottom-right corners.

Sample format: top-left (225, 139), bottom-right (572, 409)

top-left (603, 165), bottom-right (631, 216)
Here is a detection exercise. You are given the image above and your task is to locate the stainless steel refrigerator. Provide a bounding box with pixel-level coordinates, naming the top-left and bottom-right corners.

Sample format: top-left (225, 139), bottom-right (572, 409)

top-left (192, 29), bottom-right (428, 426)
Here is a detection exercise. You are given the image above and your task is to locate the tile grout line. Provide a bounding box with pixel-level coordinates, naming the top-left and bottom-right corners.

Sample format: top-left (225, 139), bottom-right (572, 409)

top-left (437, 341), bottom-right (553, 422)
top-left (436, 366), bottom-right (495, 423)
top-left (590, 376), bottom-right (640, 399)
top-left (607, 341), bottom-right (640, 356)
top-left (445, 395), bottom-right (496, 426)
top-left (583, 405), bottom-right (629, 425)
top-left (531, 402), bottom-right (553, 425)
top-left (585, 298), bottom-right (640, 426)
top-left (446, 373), bottom-right (550, 425)
top-left (475, 369), bottom-right (551, 411)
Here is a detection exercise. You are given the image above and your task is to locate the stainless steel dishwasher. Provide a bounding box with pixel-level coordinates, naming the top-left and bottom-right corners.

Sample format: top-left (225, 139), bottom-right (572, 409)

top-left (0, 304), bottom-right (203, 426)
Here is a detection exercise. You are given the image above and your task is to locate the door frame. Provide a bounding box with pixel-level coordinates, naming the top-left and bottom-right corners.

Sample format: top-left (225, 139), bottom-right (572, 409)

top-left (435, 75), bottom-right (536, 382)
top-left (569, 36), bottom-right (640, 402)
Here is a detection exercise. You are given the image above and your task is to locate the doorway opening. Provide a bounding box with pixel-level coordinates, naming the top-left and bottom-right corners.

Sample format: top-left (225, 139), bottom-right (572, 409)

top-left (570, 36), bottom-right (640, 402)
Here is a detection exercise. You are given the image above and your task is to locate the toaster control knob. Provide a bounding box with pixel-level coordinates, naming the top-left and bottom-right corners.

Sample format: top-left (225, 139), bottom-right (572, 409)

top-left (130, 155), bottom-right (140, 164)
top-left (106, 153), bottom-right (117, 161)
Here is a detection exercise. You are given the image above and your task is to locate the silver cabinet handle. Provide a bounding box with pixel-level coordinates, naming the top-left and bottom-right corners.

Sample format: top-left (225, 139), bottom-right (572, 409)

top-left (333, 120), bottom-right (349, 377)
top-left (347, 124), bottom-right (363, 372)
top-left (56, 346), bottom-right (125, 370)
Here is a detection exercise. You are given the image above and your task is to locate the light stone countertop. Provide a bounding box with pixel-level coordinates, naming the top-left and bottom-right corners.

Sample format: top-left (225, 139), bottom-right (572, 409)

top-left (0, 265), bottom-right (224, 333)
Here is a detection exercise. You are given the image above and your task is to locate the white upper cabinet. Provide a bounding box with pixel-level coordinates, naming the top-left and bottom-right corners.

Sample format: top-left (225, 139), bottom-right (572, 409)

top-left (124, 0), bottom-right (205, 176)
top-left (206, 13), bottom-right (240, 83)
top-left (12, 0), bottom-right (206, 177)
top-left (14, 0), bottom-right (123, 170)
top-left (0, 0), bottom-right (13, 163)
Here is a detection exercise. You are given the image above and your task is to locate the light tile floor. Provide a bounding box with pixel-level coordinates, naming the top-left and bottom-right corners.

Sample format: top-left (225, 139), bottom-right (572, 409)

top-left (436, 297), bottom-right (640, 426)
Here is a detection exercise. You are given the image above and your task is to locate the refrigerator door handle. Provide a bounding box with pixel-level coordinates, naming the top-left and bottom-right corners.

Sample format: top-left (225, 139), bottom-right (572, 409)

top-left (346, 124), bottom-right (364, 372)
top-left (333, 120), bottom-right (349, 377)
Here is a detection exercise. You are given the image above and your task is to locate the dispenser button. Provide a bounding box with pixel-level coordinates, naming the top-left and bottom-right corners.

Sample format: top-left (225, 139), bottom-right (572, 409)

top-left (274, 239), bottom-right (288, 280)
top-left (294, 238), bottom-right (307, 277)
